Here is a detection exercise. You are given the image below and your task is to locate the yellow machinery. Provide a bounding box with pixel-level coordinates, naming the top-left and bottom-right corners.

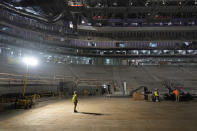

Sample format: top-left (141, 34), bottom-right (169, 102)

top-left (15, 98), bottom-right (32, 109)
top-left (15, 64), bottom-right (40, 109)
top-left (15, 94), bottom-right (40, 109)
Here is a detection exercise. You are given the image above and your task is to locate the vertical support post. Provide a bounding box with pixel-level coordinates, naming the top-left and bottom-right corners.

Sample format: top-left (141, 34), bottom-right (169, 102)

top-left (123, 81), bottom-right (127, 96)
top-left (22, 64), bottom-right (28, 97)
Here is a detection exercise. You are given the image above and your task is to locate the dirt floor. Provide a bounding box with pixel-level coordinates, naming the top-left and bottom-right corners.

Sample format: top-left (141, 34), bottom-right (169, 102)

top-left (0, 97), bottom-right (197, 131)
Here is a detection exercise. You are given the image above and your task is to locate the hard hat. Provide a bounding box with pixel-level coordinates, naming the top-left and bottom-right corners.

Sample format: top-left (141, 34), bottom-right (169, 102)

top-left (74, 91), bottom-right (77, 94)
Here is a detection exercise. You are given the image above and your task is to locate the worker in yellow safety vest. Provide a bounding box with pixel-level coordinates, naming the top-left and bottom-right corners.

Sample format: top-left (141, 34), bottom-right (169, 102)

top-left (72, 91), bottom-right (78, 113)
top-left (154, 88), bottom-right (160, 102)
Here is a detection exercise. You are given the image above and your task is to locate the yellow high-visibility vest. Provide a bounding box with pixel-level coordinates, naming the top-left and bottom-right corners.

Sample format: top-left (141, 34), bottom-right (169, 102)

top-left (72, 94), bottom-right (78, 103)
top-left (154, 91), bottom-right (159, 96)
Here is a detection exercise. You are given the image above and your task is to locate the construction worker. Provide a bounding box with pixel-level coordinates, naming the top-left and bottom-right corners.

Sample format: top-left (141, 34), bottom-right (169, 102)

top-left (173, 89), bottom-right (180, 102)
top-left (154, 88), bottom-right (160, 102)
top-left (72, 91), bottom-right (78, 113)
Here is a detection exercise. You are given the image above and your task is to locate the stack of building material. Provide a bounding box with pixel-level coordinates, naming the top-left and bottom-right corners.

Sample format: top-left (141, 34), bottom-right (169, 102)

top-left (133, 92), bottom-right (143, 100)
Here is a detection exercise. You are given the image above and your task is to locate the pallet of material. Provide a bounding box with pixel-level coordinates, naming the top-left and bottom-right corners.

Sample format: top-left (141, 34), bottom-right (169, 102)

top-left (133, 92), bottom-right (143, 101)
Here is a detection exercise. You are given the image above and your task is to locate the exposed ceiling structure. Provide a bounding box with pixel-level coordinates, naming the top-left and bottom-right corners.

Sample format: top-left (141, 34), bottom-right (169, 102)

top-left (1, 0), bottom-right (197, 24)
top-left (0, 0), bottom-right (72, 22)
top-left (2, 0), bottom-right (66, 16)
top-left (0, 0), bottom-right (197, 64)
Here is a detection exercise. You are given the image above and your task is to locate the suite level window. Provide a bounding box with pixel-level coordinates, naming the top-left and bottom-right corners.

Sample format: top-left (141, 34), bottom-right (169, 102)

top-left (88, 42), bottom-right (96, 47)
top-left (116, 43), bottom-right (125, 47)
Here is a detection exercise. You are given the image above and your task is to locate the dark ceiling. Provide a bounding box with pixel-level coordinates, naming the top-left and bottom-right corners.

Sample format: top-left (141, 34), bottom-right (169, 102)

top-left (2, 0), bottom-right (66, 17)
top-left (1, 0), bottom-right (197, 24)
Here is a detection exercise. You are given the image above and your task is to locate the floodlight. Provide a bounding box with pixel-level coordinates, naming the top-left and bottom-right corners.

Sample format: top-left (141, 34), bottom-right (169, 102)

top-left (23, 57), bottom-right (38, 66)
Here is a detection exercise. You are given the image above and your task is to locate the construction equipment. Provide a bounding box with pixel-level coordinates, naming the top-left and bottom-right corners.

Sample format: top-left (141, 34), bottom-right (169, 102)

top-left (15, 97), bottom-right (33, 109)
top-left (0, 93), bottom-right (40, 109)
top-left (162, 80), bottom-right (196, 101)
top-left (14, 94), bottom-right (40, 109)
top-left (14, 61), bottom-right (36, 109)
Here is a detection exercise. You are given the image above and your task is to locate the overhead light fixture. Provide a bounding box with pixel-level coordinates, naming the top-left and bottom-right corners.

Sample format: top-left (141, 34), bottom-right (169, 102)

top-left (81, 20), bottom-right (85, 24)
top-left (113, 2), bottom-right (117, 6)
top-left (69, 21), bottom-right (73, 28)
top-left (162, 0), bottom-right (165, 5)
top-left (145, 0), bottom-right (150, 6)
top-left (195, 0), bottom-right (197, 5)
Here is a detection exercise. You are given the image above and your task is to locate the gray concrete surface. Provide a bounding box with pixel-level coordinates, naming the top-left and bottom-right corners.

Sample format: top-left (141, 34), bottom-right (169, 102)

top-left (0, 97), bottom-right (197, 131)
top-left (1, 60), bottom-right (197, 95)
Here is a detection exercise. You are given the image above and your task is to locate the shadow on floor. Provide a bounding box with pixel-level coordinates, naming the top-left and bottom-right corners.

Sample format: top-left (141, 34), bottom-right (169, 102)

top-left (79, 112), bottom-right (105, 116)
